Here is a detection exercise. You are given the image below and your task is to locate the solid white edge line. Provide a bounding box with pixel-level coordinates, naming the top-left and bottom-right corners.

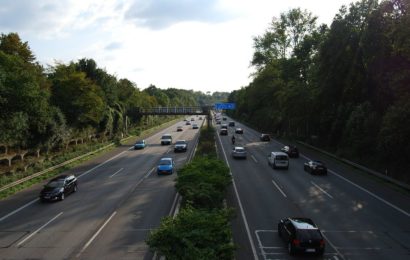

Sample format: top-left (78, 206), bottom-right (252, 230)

top-left (271, 180), bottom-right (287, 198)
top-left (0, 198), bottom-right (39, 222)
top-left (251, 155), bottom-right (258, 163)
top-left (109, 168), bottom-right (124, 178)
top-left (328, 169), bottom-right (410, 217)
top-left (311, 181), bottom-right (334, 199)
top-left (216, 132), bottom-right (259, 260)
top-left (301, 154), bottom-right (410, 217)
top-left (76, 211), bottom-right (117, 258)
top-left (17, 211), bottom-right (63, 246)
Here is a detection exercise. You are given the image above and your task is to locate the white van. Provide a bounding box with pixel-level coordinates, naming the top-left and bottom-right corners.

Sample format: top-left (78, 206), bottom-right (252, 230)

top-left (268, 152), bottom-right (289, 169)
top-left (161, 134), bottom-right (172, 145)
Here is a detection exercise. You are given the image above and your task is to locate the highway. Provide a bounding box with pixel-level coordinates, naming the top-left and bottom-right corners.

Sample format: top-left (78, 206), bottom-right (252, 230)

top-left (0, 117), bottom-right (203, 260)
top-left (216, 117), bottom-right (410, 260)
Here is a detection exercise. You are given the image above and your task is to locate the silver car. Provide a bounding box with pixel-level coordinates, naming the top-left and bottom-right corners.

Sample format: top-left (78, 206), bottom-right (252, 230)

top-left (232, 146), bottom-right (247, 159)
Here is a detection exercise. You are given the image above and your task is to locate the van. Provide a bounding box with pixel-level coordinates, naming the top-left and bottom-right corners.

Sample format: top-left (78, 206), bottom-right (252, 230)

top-left (267, 152), bottom-right (289, 169)
top-left (161, 134), bottom-right (172, 145)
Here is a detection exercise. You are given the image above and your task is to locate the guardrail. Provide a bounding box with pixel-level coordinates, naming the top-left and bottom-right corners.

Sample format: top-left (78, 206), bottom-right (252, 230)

top-left (0, 118), bottom-right (183, 193)
top-left (297, 141), bottom-right (410, 191)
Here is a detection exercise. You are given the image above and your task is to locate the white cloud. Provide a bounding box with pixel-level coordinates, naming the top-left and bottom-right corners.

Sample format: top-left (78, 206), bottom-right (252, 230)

top-left (0, 0), bottom-right (359, 93)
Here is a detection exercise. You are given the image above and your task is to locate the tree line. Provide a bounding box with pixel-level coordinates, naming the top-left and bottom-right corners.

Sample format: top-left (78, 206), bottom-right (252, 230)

top-left (0, 32), bottom-right (228, 158)
top-left (227, 0), bottom-right (410, 183)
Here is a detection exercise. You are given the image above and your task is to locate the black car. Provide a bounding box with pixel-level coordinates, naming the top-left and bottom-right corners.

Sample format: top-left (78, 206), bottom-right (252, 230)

top-left (278, 217), bottom-right (325, 256)
top-left (260, 134), bottom-right (270, 141)
top-left (220, 129), bottom-right (228, 135)
top-left (281, 145), bottom-right (299, 158)
top-left (304, 160), bottom-right (328, 175)
top-left (40, 175), bottom-right (77, 201)
top-left (228, 121), bottom-right (235, 127)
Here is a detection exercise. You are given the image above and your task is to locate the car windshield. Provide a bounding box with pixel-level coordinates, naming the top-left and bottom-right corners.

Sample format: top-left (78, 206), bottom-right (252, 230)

top-left (46, 180), bottom-right (64, 188)
top-left (159, 160), bottom-right (172, 165)
top-left (235, 148), bottom-right (245, 152)
top-left (136, 141), bottom-right (144, 144)
top-left (176, 141), bottom-right (186, 145)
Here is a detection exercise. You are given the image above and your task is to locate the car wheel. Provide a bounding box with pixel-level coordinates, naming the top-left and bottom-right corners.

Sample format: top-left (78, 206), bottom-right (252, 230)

top-left (60, 193), bottom-right (65, 201)
top-left (288, 242), bottom-right (295, 255)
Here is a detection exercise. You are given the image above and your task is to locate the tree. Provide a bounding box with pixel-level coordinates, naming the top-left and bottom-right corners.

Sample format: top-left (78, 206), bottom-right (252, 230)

top-left (0, 33), bottom-right (36, 63)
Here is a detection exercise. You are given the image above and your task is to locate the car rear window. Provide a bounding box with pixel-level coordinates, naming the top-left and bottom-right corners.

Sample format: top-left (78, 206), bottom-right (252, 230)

top-left (176, 141), bottom-right (186, 144)
top-left (297, 229), bottom-right (322, 240)
top-left (276, 155), bottom-right (288, 160)
top-left (159, 160), bottom-right (171, 165)
top-left (161, 135), bottom-right (171, 139)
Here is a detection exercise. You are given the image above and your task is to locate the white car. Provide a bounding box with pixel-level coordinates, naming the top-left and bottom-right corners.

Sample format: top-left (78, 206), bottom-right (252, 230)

top-left (232, 147), bottom-right (247, 159)
top-left (267, 152), bottom-right (289, 169)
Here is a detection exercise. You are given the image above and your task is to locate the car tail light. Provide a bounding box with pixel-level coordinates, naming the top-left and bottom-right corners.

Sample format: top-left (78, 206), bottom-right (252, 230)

top-left (319, 239), bottom-right (325, 247)
top-left (292, 239), bottom-right (300, 246)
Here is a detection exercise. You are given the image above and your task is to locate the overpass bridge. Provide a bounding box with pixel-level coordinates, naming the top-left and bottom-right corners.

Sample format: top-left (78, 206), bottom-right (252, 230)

top-left (136, 106), bottom-right (212, 116)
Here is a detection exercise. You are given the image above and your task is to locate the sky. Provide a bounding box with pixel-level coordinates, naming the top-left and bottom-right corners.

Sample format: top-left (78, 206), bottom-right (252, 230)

top-left (0, 0), bottom-right (358, 93)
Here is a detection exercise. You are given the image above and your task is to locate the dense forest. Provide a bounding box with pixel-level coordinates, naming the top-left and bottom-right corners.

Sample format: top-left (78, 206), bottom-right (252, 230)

top-left (227, 0), bottom-right (410, 183)
top-left (0, 32), bottom-right (228, 170)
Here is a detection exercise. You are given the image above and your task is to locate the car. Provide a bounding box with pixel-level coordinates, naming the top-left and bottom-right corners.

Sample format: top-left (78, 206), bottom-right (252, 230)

top-left (221, 124), bottom-right (228, 129)
top-left (228, 121), bottom-right (235, 127)
top-left (268, 152), bottom-right (289, 169)
top-left (260, 134), bottom-right (271, 141)
top-left (235, 128), bottom-right (243, 134)
top-left (220, 129), bottom-right (228, 135)
top-left (216, 120), bottom-right (221, 125)
top-left (278, 217), bottom-right (325, 256)
top-left (40, 174), bottom-right (77, 201)
top-left (192, 123), bottom-right (199, 129)
top-left (134, 140), bottom-right (146, 149)
top-left (222, 117), bottom-right (227, 121)
top-left (191, 118), bottom-right (195, 121)
top-left (177, 126), bottom-right (183, 132)
top-left (161, 134), bottom-right (172, 145)
top-left (231, 146), bottom-right (247, 159)
top-left (185, 121), bottom-right (191, 125)
top-left (281, 145), bottom-right (299, 158)
top-left (304, 161), bottom-right (327, 175)
top-left (157, 157), bottom-right (175, 175)
top-left (174, 140), bottom-right (188, 152)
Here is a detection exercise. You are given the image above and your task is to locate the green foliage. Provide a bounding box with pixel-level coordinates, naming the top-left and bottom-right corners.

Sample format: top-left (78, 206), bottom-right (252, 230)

top-left (195, 127), bottom-right (217, 158)
top-left (146, 207), bottom-right (235, 260)
top-left (176, 157), bottom-right (231, 209)
top-left (229, 0), bottom-right (410, 182)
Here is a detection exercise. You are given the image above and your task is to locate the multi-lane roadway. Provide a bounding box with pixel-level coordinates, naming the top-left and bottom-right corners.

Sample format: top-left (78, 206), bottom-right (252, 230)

top-left (217, 117), bottom-right (410, 260)
top-left (0, 117), bottom-right (203, 260)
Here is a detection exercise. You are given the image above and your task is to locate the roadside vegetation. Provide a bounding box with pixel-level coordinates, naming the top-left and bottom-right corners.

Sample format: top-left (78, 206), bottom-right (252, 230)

top-left (147, 125), bottom-right (235, 259)
top-left (227, 0), bottom-right (410, 184)
top-left (0, 32), bottom-right (229, 194)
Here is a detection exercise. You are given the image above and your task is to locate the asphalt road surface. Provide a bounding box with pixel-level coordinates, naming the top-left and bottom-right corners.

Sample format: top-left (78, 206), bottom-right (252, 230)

top-left (216, 117), bottom-right (410, 260)
top-left (0, 117), bottom-right (203, 260)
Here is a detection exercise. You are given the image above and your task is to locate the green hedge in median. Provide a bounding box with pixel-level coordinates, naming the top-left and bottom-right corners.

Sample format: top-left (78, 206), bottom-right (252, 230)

top-left (146, 206), bottom-right (234, 260)
top-left (175, 157), bottom-right (231, 209)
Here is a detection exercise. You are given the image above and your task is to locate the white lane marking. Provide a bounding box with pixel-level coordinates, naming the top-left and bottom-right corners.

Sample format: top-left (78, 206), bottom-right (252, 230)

top-left (251, 155), bottom-right (258, 163)
top-left (329, 169), bottom-right (410, 217)
top-left (109, 168), bottom-right (124, 178)
top-left (78, 150), bottom-right (128, 178)
top-left (302, 154), bottom-right (410, 218)
top-left (311, 181), bottom-right (334, 199)
top-left (17, 212), bottom-right (63, 246)
top-left (0, 199), bottom-right (39, 222)
top-left (217, 132), bottom-right (258, 260)
top-left (271, 180), bottom-right (287, 198)
top-left (76, 211), bottom-right (117, 258)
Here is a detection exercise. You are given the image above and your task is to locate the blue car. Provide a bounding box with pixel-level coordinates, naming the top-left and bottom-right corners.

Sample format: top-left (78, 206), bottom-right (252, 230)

top-left (134, 140), bottom-right (146, 149)
top-left (157, 157), bottom-right (175, 175)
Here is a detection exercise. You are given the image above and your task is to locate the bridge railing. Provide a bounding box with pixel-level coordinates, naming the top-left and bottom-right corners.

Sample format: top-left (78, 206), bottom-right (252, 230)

top-left (138, 106), bottom-right (211, 115)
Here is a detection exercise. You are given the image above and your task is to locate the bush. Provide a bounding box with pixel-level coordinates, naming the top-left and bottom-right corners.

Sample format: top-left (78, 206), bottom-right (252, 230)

top-left (146, 207), bottom-right (235, 260)
top-left (176, 157), bottom-right (231, 209)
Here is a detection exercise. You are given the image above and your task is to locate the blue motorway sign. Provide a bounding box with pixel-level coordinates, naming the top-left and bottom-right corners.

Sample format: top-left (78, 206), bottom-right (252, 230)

top-left (214, 103), bottom-right (236, 110)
